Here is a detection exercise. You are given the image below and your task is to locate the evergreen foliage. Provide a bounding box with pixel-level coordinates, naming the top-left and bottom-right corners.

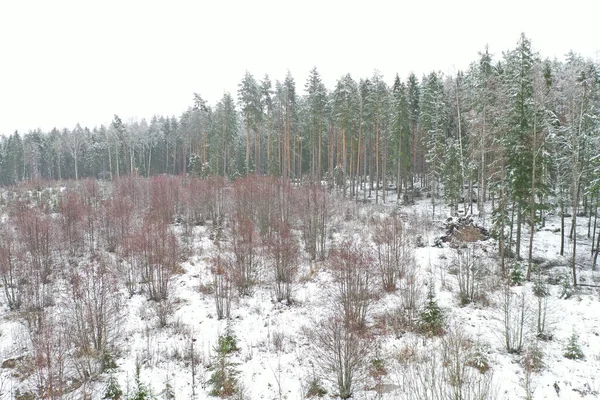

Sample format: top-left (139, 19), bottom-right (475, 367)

top-left (420, 283), bottom-right (445, 336)
top-left (563, 332), bottom-right (584, 360)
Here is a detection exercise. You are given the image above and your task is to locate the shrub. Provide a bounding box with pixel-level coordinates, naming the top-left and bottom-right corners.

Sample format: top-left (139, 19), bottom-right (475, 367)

top-left (522, 341), bottom-right (544, 373)
top-left (306, 377), bottom-right (327, 398)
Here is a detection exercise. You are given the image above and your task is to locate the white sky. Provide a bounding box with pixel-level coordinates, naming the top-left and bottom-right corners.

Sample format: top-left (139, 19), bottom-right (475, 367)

top-left (1, 0), bottom-right (599, 136)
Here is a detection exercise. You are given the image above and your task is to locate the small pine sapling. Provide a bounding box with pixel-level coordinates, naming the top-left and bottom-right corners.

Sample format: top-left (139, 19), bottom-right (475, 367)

top-left (129, 361), bottom-right (156, 400)
top-left (563, 331), bottom-right (584, 360)
top-left (104, 374), bottom-right (123, 400)
top-left (207, 331), bottom-right (241, 397)
top-left (305, 377), bottom-right (327, 398)
top-left (420, 283), bottom-right (444, 336)
top-left (510, 262), bottom-right (524, 286)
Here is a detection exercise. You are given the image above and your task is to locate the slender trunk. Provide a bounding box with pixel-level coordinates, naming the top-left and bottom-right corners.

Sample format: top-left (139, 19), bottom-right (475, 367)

top-left (115, 142), bottom-right (120, 178)
top-left (509, 200), bottom-right (515, 258)
top-left (500, 188), bottom-right (506, 276)
top-left (328, 124), bottom-right (334, 189)
top-left (106, 143), bottom-right (111, 180)
top-left (527, 117), bottom-right (538, 280)
top-left (363, 137), bottom-right (367, 202)
top-left (382, 134), bottom-right (387, 204)
top-left (222, 118), bottom-right (227, 177)
top-left (572, 181), bottom-right (581, 287)
top-left (246, 110), bottom-right (251, 175)
top-left (147, 145), bottom-right (152, 177)
top-left (593, 219), bottom-right (600, 270)
top-left (455, 77), bottom-right (466, 213)
top-left (396, 125), bottom-right (402, 204)
top-left (587, 194), bottom-right (593, 238)
top-left (317, 118), bottom-right (322, 183)
top-left (516, 204), bottom-right (522, 260)
top-left (267, 114), bottom-right (271, 175)
top-left (560, 198), bottom-right (565, 256)
top-left (342, 128), bottom-right (347, 197)
top-left (375, 114), bottom-right (380, 204)
top-left (591, 198), bottom-right (598, 256)
top-left (256, 119), bottom-right (261, 176)
top-left (130, 145), bottom-right (134, 176)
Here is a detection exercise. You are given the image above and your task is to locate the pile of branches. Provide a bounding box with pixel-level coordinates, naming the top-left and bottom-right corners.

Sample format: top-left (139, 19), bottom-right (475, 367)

top-left (435, 215), bottom-right (489, 247)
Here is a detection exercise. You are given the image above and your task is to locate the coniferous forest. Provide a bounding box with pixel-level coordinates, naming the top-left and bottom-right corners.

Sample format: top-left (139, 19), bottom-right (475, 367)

top-left (0, 34), bottom-right (600, 399)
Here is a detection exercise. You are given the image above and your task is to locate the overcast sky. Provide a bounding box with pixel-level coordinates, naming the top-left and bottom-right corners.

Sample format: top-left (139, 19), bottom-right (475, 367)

top-left (1, 0), bottom-right (598, 136)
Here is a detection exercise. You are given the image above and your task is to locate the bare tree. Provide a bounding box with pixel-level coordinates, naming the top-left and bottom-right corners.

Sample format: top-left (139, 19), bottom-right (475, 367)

top-left (62, 124), bottom-right (87, 180)
top-left (329, 239), bottom-right (374, 329)
top-left (399, 326), bottom-right (497, 400)
top-left (229, 214), bottom-right (259, 296)
top-left (130, 218), bottom-right (180, 301)
top-left (29, 313), bottom-right (67, 400)
top-left (296, 183), bottom-right (330, 261)
top-left (65, 257), bottom-right (123, 379)
top-left (0, 221), bottom-right (23, 310)
top-left (497, 285), bottom-right (530, 354)
top-left (264, 218), bottom-right (299, 304)
top-left (451, 243), bottom-right (489, 306)
top-left (308, 314), bottom-right (371, 399)
top-left (373, 214), bottom-right (410, 291)
top-left (211, 250), bottom-right (233, 320)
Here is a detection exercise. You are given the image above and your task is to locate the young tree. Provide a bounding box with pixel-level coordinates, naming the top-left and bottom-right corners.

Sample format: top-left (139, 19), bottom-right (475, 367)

top-left (238, 71), bottom-right (262, 175)
top-left (309, 314), bottom-right (371, 399)
top-left (304, 67), bottom-right (328, 182)
top-left (373, 214), bottom-right (410, 291)
top-left (420, 71), bottom-right (448, 216)
top-left (265, 218), bottom-right (299, 304)
top-left (329, 239), bottom-right (374, 330)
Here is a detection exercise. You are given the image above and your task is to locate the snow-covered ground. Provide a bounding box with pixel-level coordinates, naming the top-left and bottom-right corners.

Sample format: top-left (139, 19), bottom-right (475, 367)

top-left (1, 188), bottom-right (599, 400)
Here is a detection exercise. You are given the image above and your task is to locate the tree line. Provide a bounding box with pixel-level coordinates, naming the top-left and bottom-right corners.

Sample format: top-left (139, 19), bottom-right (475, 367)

top-left (1, 34), bottom-right (600, 275)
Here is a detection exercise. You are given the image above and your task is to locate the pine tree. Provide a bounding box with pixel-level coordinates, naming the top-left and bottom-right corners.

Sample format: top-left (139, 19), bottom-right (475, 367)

top-left (104, 374), bottom-right (123, 400)
top-left (391, 74), bottom-right (411, 199)
top-left (305, 67), bottom-right (328, 182)
top-left (563, 331), bottom-right (584, 360)
top-left (499, 33), bottom-right (539, 261)
top-left (207, 332), bottom-right (240, 397)
top-left (420, 71), bottom-right (448, 216)
top-left (420, 282), bottom-right (444, 336)
top-left (407, 73), bottom-right (421, 187)
top-left (213, 93), bottom-right (238, 177)
top-left (129, 362), bottom-right (155, 400)
top-left (238, 71), bottom-right (261, 175)
top-left (332, 74), bottom-right (360, 196)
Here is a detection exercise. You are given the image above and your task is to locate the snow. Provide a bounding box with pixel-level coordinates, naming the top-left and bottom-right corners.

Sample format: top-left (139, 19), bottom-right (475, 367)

top-left (1, 189), bottom-right (600, 400)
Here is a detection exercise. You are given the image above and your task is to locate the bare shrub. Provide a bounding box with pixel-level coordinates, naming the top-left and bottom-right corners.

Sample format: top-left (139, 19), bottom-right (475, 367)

top-left (329, 239), bottom-right (374, 329)
top-left (399, 326), bottom-right (498, 400)
top-left (308, 314), bottom-right (372, 399)
top-left (295, 183), bottom-right (330, 261)
top-left (496, 285), bottom-right (531, 354)
top-left (451, 244), bottom-right (491, 306)
top-left (373, 214), bottom-right (411, 292)
top-left (128, 218), bottom-right (180, 301)
top-left (211, 250), bottom-right (233, 320)
top-left (264, 219), bottom-right (299, 304)
top-left (229, 214), bottom-right (259, 296)
top-left (65, 257), bottom-right (123, 378)
top-left (29, 313), bottom-right (68, 400)
top-left (0, 221), bottom-right (24, 310)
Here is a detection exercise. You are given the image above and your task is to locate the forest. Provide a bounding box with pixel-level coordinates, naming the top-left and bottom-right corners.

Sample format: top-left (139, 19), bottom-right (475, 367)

top-left (0, 34), bottom-right (599, 399)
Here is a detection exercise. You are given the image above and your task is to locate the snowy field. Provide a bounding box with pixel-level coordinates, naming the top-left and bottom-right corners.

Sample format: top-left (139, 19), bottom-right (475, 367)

top-left (0, 185), bottom-right (599, 400)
